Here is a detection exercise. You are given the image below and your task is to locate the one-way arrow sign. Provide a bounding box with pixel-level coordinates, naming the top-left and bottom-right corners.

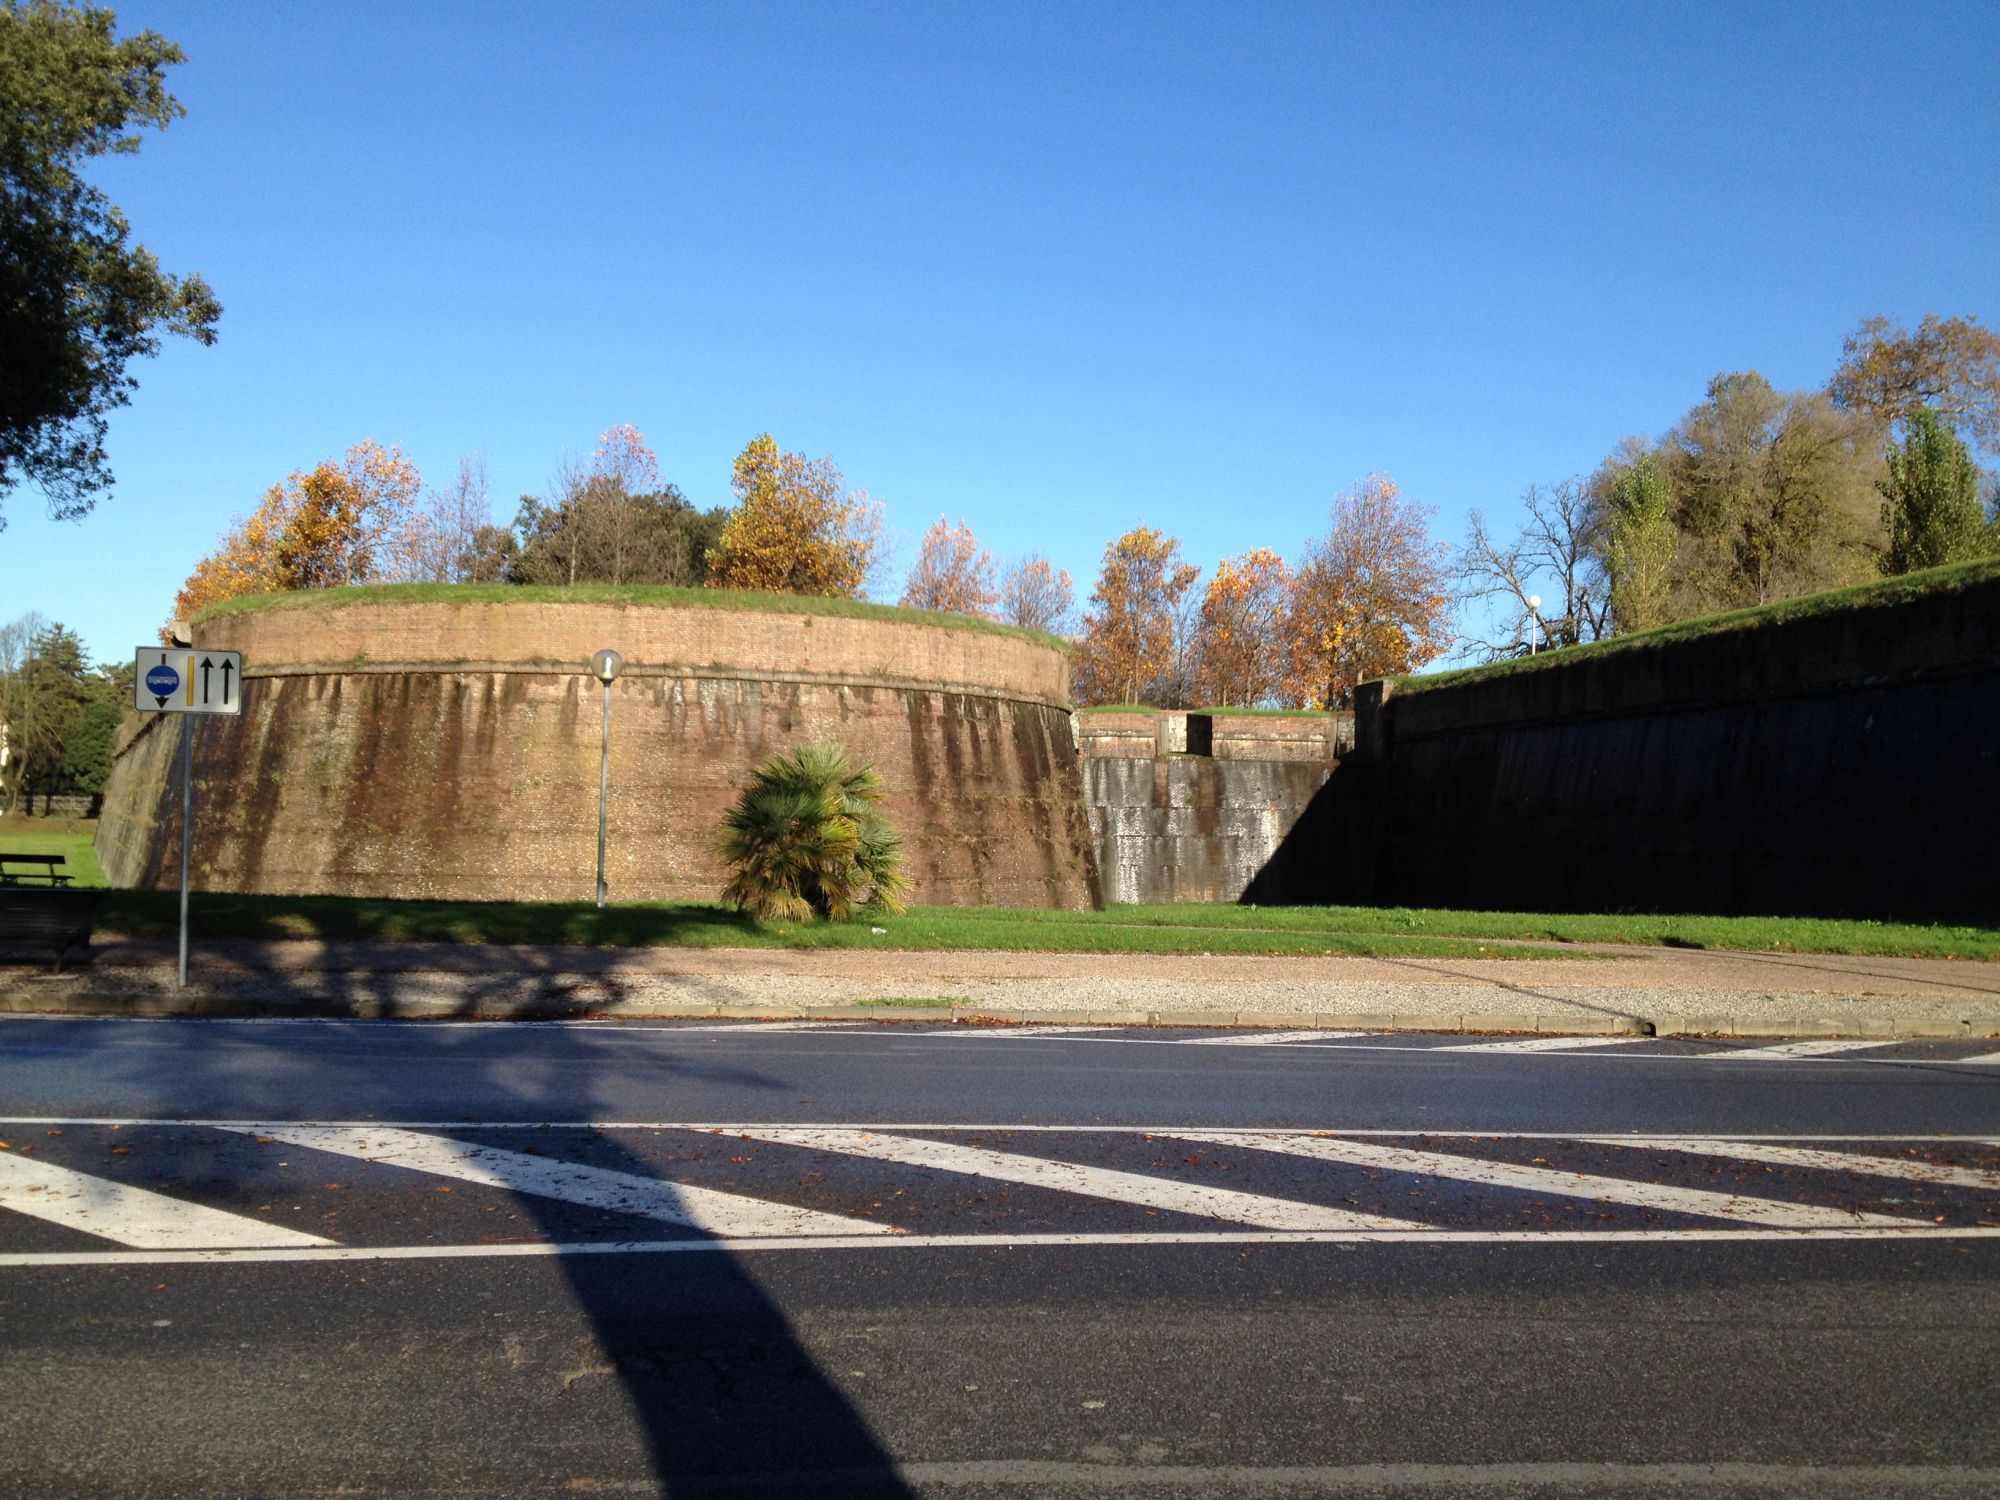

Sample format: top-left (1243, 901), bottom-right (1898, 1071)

top-left (132, 647), bottom-right (245, 715)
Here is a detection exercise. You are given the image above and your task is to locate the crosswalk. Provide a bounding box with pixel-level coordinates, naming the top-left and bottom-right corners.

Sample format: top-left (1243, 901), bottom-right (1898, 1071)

top-left (1, 1120), bottom-right (1995, 1267)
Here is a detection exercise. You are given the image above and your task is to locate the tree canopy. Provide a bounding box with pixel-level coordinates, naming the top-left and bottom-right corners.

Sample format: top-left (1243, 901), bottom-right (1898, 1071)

top-left (1879, 407), bottom-right (1990, 575)
top-left (705, 435), bottom-right (877, 597)
top-left (901, 517), bottom-right (997, 615)
top-left (0, 0), bottom-right (220, 531)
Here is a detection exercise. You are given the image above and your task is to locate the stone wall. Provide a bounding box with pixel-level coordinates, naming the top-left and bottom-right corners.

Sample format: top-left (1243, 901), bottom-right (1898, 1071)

top-left (97, 595), bottom-right (1102, 910)
top-left (1342, 568), bottom-right (2000, 922)
top-left (1078, 711), bottom-right (1338, 904)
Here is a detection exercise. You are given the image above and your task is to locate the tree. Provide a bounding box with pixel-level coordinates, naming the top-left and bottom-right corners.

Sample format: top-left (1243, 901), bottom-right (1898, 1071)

top-left (1457, 479), bottom-right (1609, 660)
top-left (997, 554), bottom-right (1075, 635)
top-left (1282, 475), bottom-right (1452, 709)
top-left (705, 434), bottom-right (875, 597)
top-left (0, 620), bottom-right (87, 811)
top-left (379, 456), bottom-right (493, 584)
top-left (717, 742), bottom-right (909, 921)
top-left (57, 661), bottom-right (128, 799)
top-left (509, 428), bottom-right (723, 587)
top-left (170, 441), bottom-right (422, 622)
top-left (1603, 454), bottom-right (1677, 633)
top-left (1191, 548), bottom-right (1289, 706)
top-left (900, 516), bottom-right (997, 615)
top-left (0, 0), bottom-right (220, 531)
top-left (1879, 407), bottom-right (1990, 575)
top-left (1660, 371), bottom-right (1880, 612)
top-left (1830, 314), bottom-right (2000, 454)
top-left (1071, 527), bottom-right (1200, 707)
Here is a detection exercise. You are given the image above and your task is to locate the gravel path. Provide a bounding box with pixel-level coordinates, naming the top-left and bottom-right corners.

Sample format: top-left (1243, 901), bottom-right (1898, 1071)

top-left (4, 938), bottom-right (1997, 1038)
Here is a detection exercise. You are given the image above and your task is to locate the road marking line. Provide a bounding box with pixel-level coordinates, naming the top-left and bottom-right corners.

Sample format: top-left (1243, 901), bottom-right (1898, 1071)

top-left (1172, 1132), bottom-right (1917, 1228)
top-left (1178, 1030), bottom-right (1369, 1046)
top-left (1713, 1040), bottom-right (1900, 1060)
top-left (726, 1127), bottom-right (1424, 1231)
top-left (1582, 1137), bottom-right (2000, 1193)
top-left (938, 1025), bottom-right (1130, 1039)
top-left (3, 1118), bottom-right (1991, 1143)
top-left (1960, 1051), bottom-right (2000, 1065)
top-left (655, 1021), bottom-right (867, 1034)
top-left (0, 1151), bottom-right (331, 1249)
top-left (1442, 1036), bottom-right (1656, 1054)
top-left (2, 1222), bottom-right (1996, 1268)
top-left (215, 1125), bottom-right (891, 1238)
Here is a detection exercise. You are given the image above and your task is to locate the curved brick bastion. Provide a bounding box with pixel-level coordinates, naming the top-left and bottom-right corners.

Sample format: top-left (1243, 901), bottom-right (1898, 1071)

top-left (96, 591), bottom-right (1103, 909)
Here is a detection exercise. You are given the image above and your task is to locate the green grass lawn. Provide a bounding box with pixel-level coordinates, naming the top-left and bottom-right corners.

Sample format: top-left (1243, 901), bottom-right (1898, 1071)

top-left (0, 827), bottom-right (107, 887)
top-left (84, 891), bottom-right (2000, 962)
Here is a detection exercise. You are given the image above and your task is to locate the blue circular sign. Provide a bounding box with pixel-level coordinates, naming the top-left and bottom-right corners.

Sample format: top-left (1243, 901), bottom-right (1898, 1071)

top-left (145, 664), bottom-right (180, 697)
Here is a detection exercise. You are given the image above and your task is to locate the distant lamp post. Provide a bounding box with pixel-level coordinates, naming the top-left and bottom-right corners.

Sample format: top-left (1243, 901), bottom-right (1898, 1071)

top-left (590, 649), bottom-right (624, 908)
top-left (1525, 594), bottom-right (1542, 656)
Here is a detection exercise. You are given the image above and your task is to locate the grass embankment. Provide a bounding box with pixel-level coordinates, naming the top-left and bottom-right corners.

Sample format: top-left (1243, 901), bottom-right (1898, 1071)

top-left (191, 581), bottom-right (1068, 652)
top-left (0, 825), bottom-right (107, 887)
top-left (84, 892), bottom-right (2000, 962)
top-left (1400, 554), bottom-right (2000, 697)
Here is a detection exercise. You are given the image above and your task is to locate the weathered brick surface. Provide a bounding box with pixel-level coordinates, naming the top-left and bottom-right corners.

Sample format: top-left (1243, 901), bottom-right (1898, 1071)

top-left (97, 599), bottom-right (1101, 910)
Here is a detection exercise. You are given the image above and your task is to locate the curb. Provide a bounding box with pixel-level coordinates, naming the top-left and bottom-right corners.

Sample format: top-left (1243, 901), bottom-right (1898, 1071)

top-left (3, 986), bottom-right (1997, 1038)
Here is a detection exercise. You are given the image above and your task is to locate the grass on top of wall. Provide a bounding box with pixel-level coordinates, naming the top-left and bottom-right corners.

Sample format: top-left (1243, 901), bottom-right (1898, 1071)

top-left (85, 892), bottom-right (2000, 961)
top-left (1400, 553), bottom-right (2000, 697)
top-left (191, 582), bottom-right (1069, 652)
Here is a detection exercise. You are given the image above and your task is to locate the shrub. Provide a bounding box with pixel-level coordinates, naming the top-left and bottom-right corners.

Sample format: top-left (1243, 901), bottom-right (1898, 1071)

top-left (718, 743), bottom-right (909, 921)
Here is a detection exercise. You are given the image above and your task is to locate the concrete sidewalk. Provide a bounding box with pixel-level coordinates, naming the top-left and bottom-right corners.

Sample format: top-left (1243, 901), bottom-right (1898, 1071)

top-left (3, 936), bottom-right (1998, 1038)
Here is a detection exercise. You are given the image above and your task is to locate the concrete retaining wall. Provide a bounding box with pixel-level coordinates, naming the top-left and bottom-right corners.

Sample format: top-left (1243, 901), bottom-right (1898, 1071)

top-left (1078, 711), bottom-right (1338, 903)
top-left (1346, 570), bottom-right (2000, 922)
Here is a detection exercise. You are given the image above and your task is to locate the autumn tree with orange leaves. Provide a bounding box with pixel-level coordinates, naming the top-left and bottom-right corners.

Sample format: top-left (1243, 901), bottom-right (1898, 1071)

top-left (1281, 475), bottom-right (1451, 709)
top-left (1192, 547), bottom-right (1290, 707)
top-left (171, 441), bottom-right (421, 625)
top-left (901, 516), bottom-right (997, 615)
top-left (1072, 527), bottom-right (1200, 707)
top-left (705, 434), bottom-right (877, 597)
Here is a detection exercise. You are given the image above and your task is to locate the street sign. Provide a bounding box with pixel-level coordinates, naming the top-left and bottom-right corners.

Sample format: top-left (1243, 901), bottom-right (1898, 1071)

top-left (132, 647), bottom-right (245, 715)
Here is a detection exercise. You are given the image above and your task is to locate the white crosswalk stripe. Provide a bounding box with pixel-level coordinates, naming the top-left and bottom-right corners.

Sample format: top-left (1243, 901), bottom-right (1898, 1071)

top-left (724, 1126), bottom-right (1425, 1231)
top-left (217, 1124), bottom-right (892, 1238)
top-left (1170, 1131), bottom-right (1918, 1228)
top-left (1713, 1040), bottom-right (1899, 1061)
top-left (1442, 1035), bottom-right (1656, 1054)
top-left (0, 1149), bottom-right (331, 1249)
top-left (1178, 1030), bottom-right (1368, 1046)
top-left (1583, 1137), bottom-right (2000, 1193)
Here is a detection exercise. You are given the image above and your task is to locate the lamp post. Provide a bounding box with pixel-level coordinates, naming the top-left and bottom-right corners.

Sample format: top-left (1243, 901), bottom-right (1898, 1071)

top-left (1525, 594), bottom-right (1542, 656)
top-left (590, 649), bottom-right (623, 908)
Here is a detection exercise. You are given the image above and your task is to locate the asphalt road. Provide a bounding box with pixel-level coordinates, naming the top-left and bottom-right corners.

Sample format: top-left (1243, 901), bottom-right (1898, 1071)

top-left (3, 1016), bottom-right (1998, 1498)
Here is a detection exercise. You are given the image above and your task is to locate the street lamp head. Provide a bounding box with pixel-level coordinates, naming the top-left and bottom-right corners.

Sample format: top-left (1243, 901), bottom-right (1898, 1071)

top-left (1525, 594), bottom-right (1541, 614)
top-left (590, 649), bottom-right (624, 684)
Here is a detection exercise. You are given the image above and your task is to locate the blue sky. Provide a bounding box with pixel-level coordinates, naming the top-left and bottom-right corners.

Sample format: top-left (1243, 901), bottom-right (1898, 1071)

top-left (4, 0), bottom-right (1995, 668)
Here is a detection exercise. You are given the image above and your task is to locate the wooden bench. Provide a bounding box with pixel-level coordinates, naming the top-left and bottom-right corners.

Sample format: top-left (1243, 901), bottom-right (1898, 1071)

top-left (0, 852), bottom-right (74, 886)
top-left (0, 888), bottom-right (99, 973)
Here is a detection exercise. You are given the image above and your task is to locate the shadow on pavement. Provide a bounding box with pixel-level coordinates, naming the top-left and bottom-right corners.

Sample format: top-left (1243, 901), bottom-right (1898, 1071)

top-left (5, 954), bottom-right (915, 1497)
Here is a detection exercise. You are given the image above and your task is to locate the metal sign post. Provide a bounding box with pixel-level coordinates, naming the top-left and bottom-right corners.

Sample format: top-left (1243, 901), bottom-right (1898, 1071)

top-left (132, 647), bottom-right (245, 988)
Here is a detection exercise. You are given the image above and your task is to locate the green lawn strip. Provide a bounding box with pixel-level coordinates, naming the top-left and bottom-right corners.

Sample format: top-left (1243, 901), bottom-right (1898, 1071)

top-left (89, 892), bottom-right (1556, 960)
top-left (927, 903), bottom-right (1999, 961)
top-left (0, 829), bottom-right (107, 888)
top-left (84, 892), bottom-right (1995, 962)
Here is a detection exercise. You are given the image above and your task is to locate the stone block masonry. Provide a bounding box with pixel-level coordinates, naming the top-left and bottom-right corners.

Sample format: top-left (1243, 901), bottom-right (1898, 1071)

top-left (96, 596), bottom-right (1102, 910)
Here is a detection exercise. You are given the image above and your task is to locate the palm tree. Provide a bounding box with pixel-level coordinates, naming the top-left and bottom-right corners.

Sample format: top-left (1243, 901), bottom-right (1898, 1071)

top-left (718, 743), bottom-right (909, 921)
